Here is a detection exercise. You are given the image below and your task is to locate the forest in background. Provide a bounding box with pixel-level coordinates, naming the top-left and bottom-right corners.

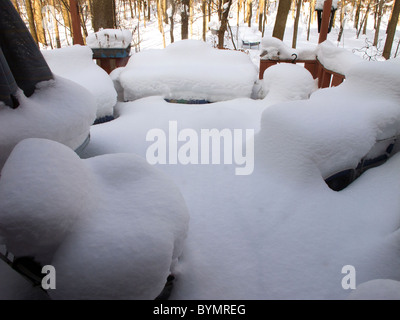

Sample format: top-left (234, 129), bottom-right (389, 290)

top-left (8, 0), bottom-right (400, 59)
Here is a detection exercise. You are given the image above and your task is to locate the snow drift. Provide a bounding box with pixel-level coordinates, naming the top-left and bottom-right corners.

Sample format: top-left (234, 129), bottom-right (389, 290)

top-left (0, 138), bottom-right (189, 299)
top-left (0, 76), bottom-right (96, 170)
top-left (42, 45), bottom-right (117, 119)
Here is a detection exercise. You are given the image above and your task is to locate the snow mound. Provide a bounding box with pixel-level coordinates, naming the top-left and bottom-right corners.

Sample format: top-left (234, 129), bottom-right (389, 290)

top-left (347, 279), bottom-right (400, 300)
top-left (117, 40), bottom-right (258, 102)
top-left (0, 138), bottom-right (189, 299)
top-left (86, 29), bottom-right (132, 49)
top-left (42, 45), bottom-right (117, 119)
top-left (240, 26), bottom-right (262, 43)
top-left (262, 63), bottom-right (317, 102)
top-left (0, 138), bottom-right (99, 264)
top-left (259, 59), bottom-right (400, 181)
top-left (0, 76), bottom-right (96, 170)
top-left (317, 40), bottom-right (362, 75)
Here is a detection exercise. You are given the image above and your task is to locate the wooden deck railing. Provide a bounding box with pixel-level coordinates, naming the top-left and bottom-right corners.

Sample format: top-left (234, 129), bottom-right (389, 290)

top-left (259, 58), bottom-right (345, 89)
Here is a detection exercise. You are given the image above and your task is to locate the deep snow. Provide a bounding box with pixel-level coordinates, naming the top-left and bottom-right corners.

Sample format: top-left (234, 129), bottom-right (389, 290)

top-left (1, 2), bottom-right (400, 300)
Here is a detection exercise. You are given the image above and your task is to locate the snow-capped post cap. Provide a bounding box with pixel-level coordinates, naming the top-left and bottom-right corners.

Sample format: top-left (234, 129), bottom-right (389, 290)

top-left (315, 0), bottom-right (338, 10)
top-left (86, 29), bottom-right (133, 49)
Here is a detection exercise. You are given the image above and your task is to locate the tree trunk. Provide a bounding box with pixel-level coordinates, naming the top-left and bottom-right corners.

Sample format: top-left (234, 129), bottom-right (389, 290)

top-left (218, 0), bottom-right (232, 48)
top-left (337, 0), bottom-right (346, 42)
top-left (181, 0), bottom-right (189, 39)
top-left (363, 0), bottom-right (371, 34)
top-left (169, 0), bottom-right (176, 42)
top-left (354, 0), bottom-right (361, 29)
top-left (202, 0), bottom-right (207, 41)
top-left (258, 0), bottom-right (265, 32)
top-left (373, 0), bottom-right (385, 45)
top-left (246, 0), bottom-right (252, 26)
top-left (129, 0), bottom-right (134, 18)
top-left (33, 0), bottom-right (47, 45)
top-left (262, 0), bottom-right (268, 36)
top-left (157, 0), bottom-right (166, 47)
top-left (162, 0), bottom-right (169, 23)
top-left (190, 0), bottom-right (194, 37)
top-left (25, 0), bottom-right (39, 45)
top-left (308, 0), bottom-right (313, 40)
top-left (311, 0), bottom-right (315, 23)
top-left (292, 0), bottom-right (302, 48)
top-left (383, 0), bottom-right (400, 59)
top-left (272, 0), bottom-right (291, 40)
top-left (51, 0), bottom-right (62, 48)
top-left (61, 0), bottom-right (72, 31)
top-left (91, 0), bottom-right (116, 31)
top-left (237, 0), bottom-right (242, 26)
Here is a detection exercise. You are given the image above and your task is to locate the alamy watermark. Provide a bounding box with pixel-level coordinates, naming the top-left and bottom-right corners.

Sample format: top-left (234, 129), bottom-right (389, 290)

top-left (341, 265), bottom-right (356, 290)
top-left (41, 265), bottom-right (56, 290)
top-left (146, 121), bottom-right (255, 175)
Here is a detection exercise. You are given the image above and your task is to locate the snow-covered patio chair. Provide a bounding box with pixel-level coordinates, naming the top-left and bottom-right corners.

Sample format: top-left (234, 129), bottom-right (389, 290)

top-left (0, 138), bottom-right (189, 299)
top-left (0, 0), bottom-right (96, 170)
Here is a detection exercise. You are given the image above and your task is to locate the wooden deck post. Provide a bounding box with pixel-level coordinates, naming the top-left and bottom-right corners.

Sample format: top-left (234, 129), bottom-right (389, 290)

top-left (70, 0), bottom-right (84, 45)
top-left (318, 0), bottom-right (333, 44)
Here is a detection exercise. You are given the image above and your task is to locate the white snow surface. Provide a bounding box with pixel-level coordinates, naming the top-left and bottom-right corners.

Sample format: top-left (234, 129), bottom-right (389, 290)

top-left (86, 29), bottom-right (132, 49)
top-left (116, 40), bottom-right (258, 102)
top-left (2, 37), bottom-right (400, 300)
top-left (42, 45), bottom-right (117, 118)
top-left (261, 63), bottom-right (317, 102)
top-left (0, 138), bottom-right (189, 299)
top-left (317, 40), bottom-right (363, 75)
top-left (240, 26), bottom-right (262, 43)
top-left (0, 76), bottom-right (96, 170)
top-left (78, 57), bottom-right (400, 299)
top-left (347, 279), bottom-right (400, 300)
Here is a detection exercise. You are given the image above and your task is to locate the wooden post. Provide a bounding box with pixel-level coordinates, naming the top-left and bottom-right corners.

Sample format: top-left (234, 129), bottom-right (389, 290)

top-left (318, 0), bottom-right (332, 43)
top-left (70, 0), bottom-right (84, 45)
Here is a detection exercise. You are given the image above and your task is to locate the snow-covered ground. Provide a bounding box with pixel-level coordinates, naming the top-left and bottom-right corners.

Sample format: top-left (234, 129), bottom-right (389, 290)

top-left (1, 2), bottom-right (400, 300)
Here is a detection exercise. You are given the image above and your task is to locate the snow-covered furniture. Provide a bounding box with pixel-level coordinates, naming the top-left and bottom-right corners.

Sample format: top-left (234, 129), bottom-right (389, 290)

top-left (0, 138), bottom-right (189, 299)
top-left (0, 75), bottom-right (96, 171)
top-left (259, 37), bottom-right (362, 89)
top-left (0, 0), bottom-right (96, 169)
top-left (113, 40), bottom-right (258, 103)
top-left (42, 45), bottom-right (117, 124)
top-left (240, 26), bottom-right (261, 50)
top-left (87, 29), bottom-right (132, 74)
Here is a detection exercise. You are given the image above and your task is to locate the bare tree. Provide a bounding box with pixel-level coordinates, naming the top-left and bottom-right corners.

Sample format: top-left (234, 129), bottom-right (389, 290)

top-left (246, 0), bottom-right (253, 26)
top-left (218, 0), bottom-right (232, 48)
top-left (373, 0), bottom-right (385, 45)
top-left (354, 0), bottom-right (361, 29)
top-left (25, 0), bottom-right (39, 45)
top-left (181, 0), bottom-right (189, 39)
top-left (258, 0), bottom-right (265, 32)
top-left (292, 0), bottom-right (302, 48)
top-left (91, 0), bottom-right (116, 31)
top-left (156, 0), bottom-right (166, 47)
top-left (169, 0), bottom-right (176, 42)
top-left (33, 0), bottom-right (47, 45)
top-left (272, 0), bottom-right (291, 40)
top-left (383, 0), bottom-right (400, 59)
top-left (202, 0), bottom-right (207, 41)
